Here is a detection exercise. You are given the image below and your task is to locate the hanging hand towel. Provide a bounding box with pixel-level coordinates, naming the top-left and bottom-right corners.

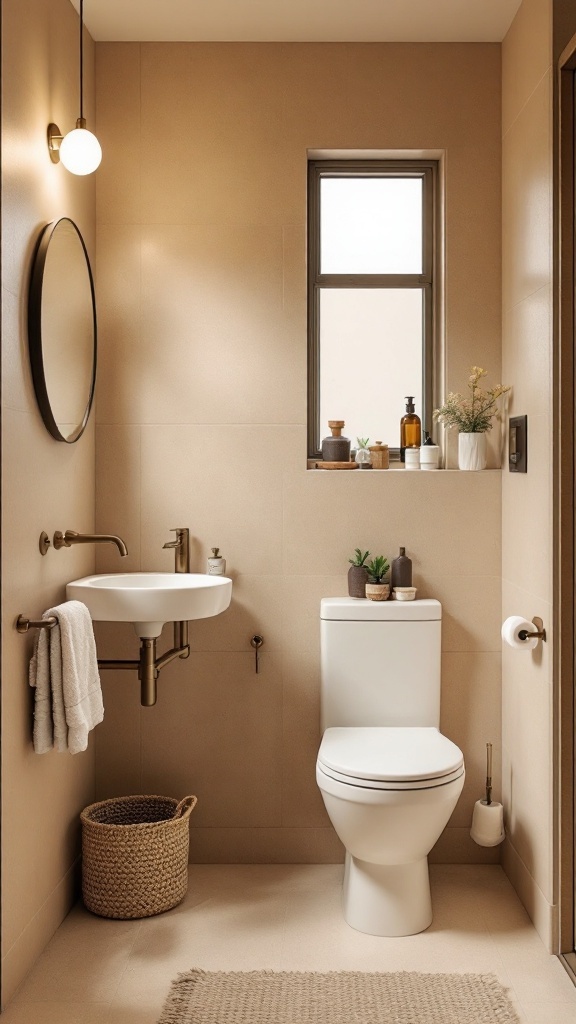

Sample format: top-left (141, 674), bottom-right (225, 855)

top-left (29, 600), bottom-right (103, 754)
top-left (29, 624), bottom-right (53, 754)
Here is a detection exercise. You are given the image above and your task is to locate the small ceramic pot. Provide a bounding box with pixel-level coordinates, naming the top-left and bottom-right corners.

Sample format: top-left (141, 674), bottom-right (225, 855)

top-left (393, 587), bottom-right (417, 601)
top-left (348, 565), bottom-right (369, 599)
top-left (365, 582), bottom-right (390, 601)
top-left (458, 432), bottom-right (487, 471)
top-left (355, 446), bottom-right (371, 467)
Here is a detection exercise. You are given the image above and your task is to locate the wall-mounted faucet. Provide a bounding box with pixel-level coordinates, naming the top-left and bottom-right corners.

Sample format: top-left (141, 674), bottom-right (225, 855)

top-left (53, 530), bottom-right (128, 556)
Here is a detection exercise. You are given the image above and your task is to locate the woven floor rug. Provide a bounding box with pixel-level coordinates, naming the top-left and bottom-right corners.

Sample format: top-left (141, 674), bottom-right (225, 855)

top-left (158, 970), bottom-right (520, 1024)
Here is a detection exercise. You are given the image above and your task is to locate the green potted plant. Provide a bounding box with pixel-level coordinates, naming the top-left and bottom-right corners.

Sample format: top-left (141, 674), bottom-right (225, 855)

top-left (433, 366), bottom-right (511, 470)
top-left (365, 555), bottom-right (390, 601)
top-left (354, 437), bottom-right (371, 468)
top-left (348, 548), bottom-right (370, 598)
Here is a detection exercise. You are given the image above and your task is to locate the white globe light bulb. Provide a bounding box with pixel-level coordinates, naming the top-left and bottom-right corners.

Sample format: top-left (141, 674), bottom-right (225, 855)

top-left (59, 127), bottom-right (102, 175)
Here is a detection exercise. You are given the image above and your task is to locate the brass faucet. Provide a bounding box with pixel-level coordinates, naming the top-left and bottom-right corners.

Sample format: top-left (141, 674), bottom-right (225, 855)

top-left (53, 530), bottom-right (128, 556)
top-left (162, 528), bottom-right (191, 663)
top-left (162, 528), bottom-right (190, 573)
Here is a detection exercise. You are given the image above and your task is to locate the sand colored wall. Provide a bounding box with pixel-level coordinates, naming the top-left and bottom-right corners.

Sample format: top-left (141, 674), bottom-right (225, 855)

top-left (501, 0), bottom-right (555, 949)
top-left (94, 42), bottom-right (502, 864)
top-left (1, 0), bottom-right (97, 1005)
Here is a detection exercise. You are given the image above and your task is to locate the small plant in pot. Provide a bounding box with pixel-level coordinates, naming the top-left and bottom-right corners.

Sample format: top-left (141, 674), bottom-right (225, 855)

top-left (348, 548), bottom-right (370, 599)
top-left (355, 437), bottom-right (371, 468)
top-left (365, 555), bottom-right (390, 601)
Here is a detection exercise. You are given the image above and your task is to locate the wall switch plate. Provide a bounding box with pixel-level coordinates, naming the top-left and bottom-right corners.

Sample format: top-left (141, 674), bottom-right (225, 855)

top-left (509, 415), bottom-right (527, 472)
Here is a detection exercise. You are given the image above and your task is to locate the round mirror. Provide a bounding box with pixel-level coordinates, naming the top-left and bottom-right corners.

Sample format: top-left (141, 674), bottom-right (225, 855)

top-left (28, 217), bottom-right (97, 443)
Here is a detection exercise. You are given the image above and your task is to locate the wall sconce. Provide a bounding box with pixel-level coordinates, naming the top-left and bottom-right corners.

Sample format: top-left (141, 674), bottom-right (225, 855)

top-left (47, 0), bottom-right (101, 175)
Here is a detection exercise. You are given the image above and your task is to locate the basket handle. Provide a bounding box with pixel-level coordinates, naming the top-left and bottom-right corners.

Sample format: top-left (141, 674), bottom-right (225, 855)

top-left (174, 795), bottom-right (197, 820)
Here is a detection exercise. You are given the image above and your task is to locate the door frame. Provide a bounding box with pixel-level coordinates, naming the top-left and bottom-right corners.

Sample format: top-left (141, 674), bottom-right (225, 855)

top-left (557, 31), bottom-right (576, 973)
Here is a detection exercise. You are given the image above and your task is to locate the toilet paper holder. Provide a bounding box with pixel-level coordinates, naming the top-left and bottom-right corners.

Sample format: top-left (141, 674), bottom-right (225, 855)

top-left (518, 616), bottom-right (546, 643)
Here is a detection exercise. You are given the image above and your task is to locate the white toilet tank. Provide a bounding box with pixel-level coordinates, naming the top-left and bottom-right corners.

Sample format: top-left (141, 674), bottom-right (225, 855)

top-left (320, 598), bottom-right (442, 731)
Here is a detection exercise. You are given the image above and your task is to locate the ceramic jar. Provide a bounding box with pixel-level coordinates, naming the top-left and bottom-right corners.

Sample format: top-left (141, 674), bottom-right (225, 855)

top-left (404, 447), bottom-right (420, 470)
top-left (321, 421), bottom-right (351, 462)
top-left (391, 547), bottom-right (412, 589)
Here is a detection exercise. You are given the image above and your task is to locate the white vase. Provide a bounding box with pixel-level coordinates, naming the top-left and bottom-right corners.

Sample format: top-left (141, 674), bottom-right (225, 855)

top-left (458, 432), bottom-right (487, 471)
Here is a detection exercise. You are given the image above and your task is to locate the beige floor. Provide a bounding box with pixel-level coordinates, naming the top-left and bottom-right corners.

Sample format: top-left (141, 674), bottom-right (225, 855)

top-left (3, 864), bottom-right (576, 1023)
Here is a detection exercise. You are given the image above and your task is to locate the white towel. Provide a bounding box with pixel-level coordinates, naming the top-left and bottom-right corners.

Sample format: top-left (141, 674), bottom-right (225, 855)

top-left (29, 600), bottom-right (104, 754)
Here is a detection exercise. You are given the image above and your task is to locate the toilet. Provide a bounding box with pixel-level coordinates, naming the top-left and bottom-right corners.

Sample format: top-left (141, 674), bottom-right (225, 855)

top-left (316, 597), bottom-right (464, 937)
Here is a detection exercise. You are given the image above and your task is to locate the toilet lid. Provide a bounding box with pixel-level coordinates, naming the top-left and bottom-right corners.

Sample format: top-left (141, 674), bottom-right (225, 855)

top-left (318, 727), bottom-right (464, 784)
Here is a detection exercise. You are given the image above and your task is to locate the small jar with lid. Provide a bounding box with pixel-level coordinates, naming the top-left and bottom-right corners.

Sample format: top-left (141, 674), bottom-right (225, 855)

top-left (368, 442), bottom-right (389, 470)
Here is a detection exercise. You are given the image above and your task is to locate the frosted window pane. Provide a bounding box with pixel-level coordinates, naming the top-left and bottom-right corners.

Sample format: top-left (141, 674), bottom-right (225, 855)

top-left (319, 289), bottom-right (422, 449)
top-left (320, 178), bottom-right (422, 274)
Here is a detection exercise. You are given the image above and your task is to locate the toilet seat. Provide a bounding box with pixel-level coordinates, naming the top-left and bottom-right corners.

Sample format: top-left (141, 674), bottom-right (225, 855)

top-left (317, 727), bottom-right (464, 791)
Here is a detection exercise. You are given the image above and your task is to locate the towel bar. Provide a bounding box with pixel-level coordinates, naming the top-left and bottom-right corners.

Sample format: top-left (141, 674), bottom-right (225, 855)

top-left (16, 614), bottom-right (58, 633)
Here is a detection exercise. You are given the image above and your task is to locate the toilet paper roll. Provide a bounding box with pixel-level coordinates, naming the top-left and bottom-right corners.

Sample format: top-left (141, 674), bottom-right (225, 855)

top-left (470, 800), bottom-right (505, 847)
top-left (501, 616), bottom-right (538, 650)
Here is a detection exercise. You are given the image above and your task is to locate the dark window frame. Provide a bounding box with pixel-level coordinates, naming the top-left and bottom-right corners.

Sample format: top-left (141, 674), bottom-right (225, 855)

top-left (307, 158), bottom-right (438, 460)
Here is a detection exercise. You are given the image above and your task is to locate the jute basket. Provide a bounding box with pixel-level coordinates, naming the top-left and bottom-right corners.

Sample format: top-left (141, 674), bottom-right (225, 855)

top-left (81, 794), bottom-right (197, 919)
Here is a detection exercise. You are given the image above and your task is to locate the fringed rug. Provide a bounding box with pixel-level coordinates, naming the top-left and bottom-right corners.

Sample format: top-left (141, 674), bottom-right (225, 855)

top-left (158, 970), bottom-right (520, 1023)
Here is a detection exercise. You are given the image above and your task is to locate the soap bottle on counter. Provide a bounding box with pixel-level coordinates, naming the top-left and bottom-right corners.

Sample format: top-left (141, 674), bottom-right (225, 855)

top-left (207, 548), bottom-right (226, 575)
top-left (400, 397), bottom-right (421, 462)
top-left (420, 432), bottom-right (440, 470)
top-left (391, 547), bottom-right (412, 590)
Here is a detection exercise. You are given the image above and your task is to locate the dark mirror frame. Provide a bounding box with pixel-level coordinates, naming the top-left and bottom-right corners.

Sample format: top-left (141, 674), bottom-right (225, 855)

top-left (28, 217), bottom-right (97, 443)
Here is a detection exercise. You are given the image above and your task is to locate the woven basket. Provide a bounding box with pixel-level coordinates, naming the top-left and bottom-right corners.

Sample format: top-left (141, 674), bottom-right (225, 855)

top-left (81, 794), bottom-right (197, 919)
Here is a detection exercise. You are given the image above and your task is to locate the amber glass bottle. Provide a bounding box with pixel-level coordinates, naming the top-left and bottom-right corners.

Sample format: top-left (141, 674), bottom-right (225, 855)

top-left (400, 397), bottom-right (421, 462)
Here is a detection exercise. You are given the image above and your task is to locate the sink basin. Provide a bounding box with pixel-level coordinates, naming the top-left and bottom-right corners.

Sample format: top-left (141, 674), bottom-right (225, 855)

top-left (66, 572), bottom-right (232, 637)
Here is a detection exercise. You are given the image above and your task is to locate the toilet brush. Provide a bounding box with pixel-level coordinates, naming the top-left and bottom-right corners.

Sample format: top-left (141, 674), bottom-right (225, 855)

top-left (470, 743), bottom-right (505, 847)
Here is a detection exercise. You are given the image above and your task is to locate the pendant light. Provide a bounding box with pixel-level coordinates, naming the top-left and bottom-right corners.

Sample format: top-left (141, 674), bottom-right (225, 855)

top-left (47, 0), bottom-right (102, 175)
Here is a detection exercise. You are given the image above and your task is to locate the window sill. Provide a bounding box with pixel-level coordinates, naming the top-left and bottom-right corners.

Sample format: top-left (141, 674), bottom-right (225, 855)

top-left (306, 461), bottom-right (502, 473)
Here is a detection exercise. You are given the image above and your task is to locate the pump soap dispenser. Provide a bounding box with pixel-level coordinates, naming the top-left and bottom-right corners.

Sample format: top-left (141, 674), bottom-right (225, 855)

top-left (207, 548), bottom-right (226, 575)
top-left (400, 397), bottom-right (421, 463)
top-left (420, 432), bottom-right (440, 470)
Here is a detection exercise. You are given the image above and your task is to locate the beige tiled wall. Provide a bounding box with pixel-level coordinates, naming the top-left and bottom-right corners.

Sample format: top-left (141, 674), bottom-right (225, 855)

top-left (501, 0), bottom-right (555, 949)
top-left (1, 0), bottom-right (98, 1007)
top-left (94, 43), bottom-right (503, 864)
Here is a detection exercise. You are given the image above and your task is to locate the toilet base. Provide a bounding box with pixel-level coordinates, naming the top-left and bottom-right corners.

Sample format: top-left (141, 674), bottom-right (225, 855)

top-left (342, 853), bottom-right (433, 936)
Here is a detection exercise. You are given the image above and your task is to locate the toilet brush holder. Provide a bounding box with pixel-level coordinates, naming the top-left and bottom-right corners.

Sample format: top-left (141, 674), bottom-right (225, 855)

top-left (470, 741), bottom-right (505, 847)
top-left (470, 799), bottom-right (505, 847)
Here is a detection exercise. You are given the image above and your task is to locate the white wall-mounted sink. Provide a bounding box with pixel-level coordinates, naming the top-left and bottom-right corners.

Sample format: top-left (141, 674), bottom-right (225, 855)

top-left (66, 572), bottom-right (232, 637)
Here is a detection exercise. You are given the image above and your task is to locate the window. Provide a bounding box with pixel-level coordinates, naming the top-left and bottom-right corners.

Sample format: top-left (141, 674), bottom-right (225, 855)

top-left (307, 159), bottom-right (438, 459)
